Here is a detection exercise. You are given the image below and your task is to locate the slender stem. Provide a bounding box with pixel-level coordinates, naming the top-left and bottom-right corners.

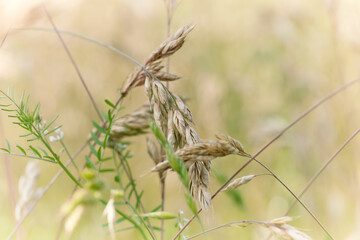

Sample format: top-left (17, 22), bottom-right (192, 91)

top-left (160, 177), bottom-right (166, 240)
top-left (41, 4), bottom-right (103, 121)
top-left (161, 1), bottom-right (173, 238)
top-left (60, 139), bottom-right (79, 172)
top-left (185, 220), bottom-right (285, 240)
top-left (185, 221), bottom-right (252, 240)
top-left (113, 149), bottom-right (154, 240)
top-left (252, 158), bottom-right (333, 239)
top-left (285, 127), bottom-right (360, 215)
top-left (11, 27), bottom-right (164, 87)
top-left (5, 141), bottom-right (87, 240)
top-left (1, 28), bottom-right (9, 48)
top-left (172, 78), bottom-right (360, 240)
top-left (116, 150), bottom-right (157, 239)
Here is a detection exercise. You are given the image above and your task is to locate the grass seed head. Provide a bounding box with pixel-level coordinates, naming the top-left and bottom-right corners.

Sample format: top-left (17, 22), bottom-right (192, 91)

top-left (146, 25), bottom-right (195, 65)
top-left (173, 110), bottom-right (187, 137)
top-left (222, 175), bottom-right (255, 192)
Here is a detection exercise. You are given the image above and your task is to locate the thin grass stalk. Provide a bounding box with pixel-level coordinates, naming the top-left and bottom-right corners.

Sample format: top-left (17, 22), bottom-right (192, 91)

top-left (285, 127), bottom-right (360, 215)
top-left (161, 1), bottom-right (174, 239)
top-left (252, 158), bottom-right (333, 239)
top-left (5, 18), bottom-right (165, 239)
top-left (113, 150), bottom-right (155, 240)
top-left (172, 77), bottom-right (360, 240)
top-left (59, 139), bottom-right (79, 172)
top-left (0, 28), bottom-right (9, 48)
top-left (41, 4), bottom-right (103, 121)
top-left (5, 142), bottom-right (88, 240)
top-left (116, 150), bottom-right (158, 239)
top-left (185, 220), bottom-right (261, 240)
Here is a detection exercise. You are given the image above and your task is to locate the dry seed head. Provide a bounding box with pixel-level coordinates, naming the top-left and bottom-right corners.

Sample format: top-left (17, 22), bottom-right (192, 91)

top-left (167, 110), bottom-right (176, 149)
top-left (155, 71), bottom-right (181, 81)
top-left (110, 102), bottom-right (152, 140)
top-left (123, 60), bottom-right (162, 92)
top-left (271, 216), bottom-right (294, 225)
top-left (103, 197), bottom-right (116, 239)
top-left (144, 76), bottom-right (152, 99)
top-left (64, 205), bottom-right (84, 235)
top-left (146, 138), bottom-right (162, 164)
top-left (216, 135), bottom-right (248, 156)
top-left (153, 81), bottom-right (169, 106)
top-left (185, 125), bottom-right (200, 144)
top-left (198, 185), bottom-right (211, 210)
top-left (146, 25), bottom-right (195, 64)
top-left (222, 175), bottom-right (255, 192)
top-left (152, 135), bottom-right (248, 172)
top-left (189, 161), bottom-right (211, 209)
top-left (15, 161), bottom-right (42, 221)
top-left (175, 95), bottom-right (194, 123)
top-left (153, 102), bottom-right (162, 129)
top-left (267, 223), bottom-right (312, 240)
top-left (173, 110), bottom-right (187, 137)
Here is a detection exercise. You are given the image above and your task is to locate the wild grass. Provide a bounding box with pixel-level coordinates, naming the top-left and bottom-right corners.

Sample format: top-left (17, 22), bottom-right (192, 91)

top-left (1, 1), bottom-right (360, 240)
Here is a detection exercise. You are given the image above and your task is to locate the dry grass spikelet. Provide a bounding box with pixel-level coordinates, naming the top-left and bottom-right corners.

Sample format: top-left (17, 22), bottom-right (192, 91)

top-left (185, 125), bottom-right (212, 210)
top-left (123, 25), bottom-right (193, 93)
top-left (146, 25), bottom-right (195, 65)
top-left (153, 81), bottom-right (169, 106)
top-left (110, 102), bottom-right (152, 140)
top-left (175, 95), bottom-right (194, 123)
top-left (173, 109), bottom-right (187, 137)
top-left (167, 110), bottom-right (176, 148)
top-left (266, 217), bottom-right (312, 240)
top-left (152, 135), bottom-right (248, 172)
top-left (153, 102), bottom-right (163, 129)
top-left (146, 137), bottom-right (162, 165)
top-left (222, 175), bottom-right (255, 192)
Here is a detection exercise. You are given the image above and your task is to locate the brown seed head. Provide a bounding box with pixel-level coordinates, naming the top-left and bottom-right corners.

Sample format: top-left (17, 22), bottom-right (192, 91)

top-left (173, 110), bottom-right (187, 137)
top-left (146, 25), bottom-right (195, 65)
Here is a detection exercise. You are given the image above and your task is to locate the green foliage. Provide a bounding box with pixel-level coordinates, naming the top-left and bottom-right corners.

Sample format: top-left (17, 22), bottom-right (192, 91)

top-left (0, 89), bottom-right (80, 186)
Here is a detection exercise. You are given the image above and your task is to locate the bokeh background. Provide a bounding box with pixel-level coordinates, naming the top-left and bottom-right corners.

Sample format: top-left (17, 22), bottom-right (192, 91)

top-left (1, 0), bottom-right (360, 239)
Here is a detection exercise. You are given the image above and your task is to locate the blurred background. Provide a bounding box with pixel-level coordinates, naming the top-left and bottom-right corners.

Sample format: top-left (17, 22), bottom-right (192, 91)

top-left (1, 0), bottom-right (360, 239)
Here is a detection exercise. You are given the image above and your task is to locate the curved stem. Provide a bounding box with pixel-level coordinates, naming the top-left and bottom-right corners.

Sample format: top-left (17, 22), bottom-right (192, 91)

top-left (252, 158), bottom-right (333, 239)
top-left (185, 220), bottom-right (262, 240)
top-left (116, 150), bottom-right (157, 239)
top-left (285, 127), bottom-right (360, 215)
top-left (172, 77), bottom-right (360, 240)
top-left (42, 4), bottom-right (103, 121)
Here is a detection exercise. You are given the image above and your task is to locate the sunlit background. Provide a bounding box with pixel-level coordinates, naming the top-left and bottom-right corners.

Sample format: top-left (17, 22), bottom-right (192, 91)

top-left (1, 0), bottom-right (360, 239)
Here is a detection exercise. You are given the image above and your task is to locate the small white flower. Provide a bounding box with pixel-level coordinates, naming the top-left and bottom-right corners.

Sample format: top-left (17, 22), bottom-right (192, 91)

top-left (49, 128), bottom-right (64, 142)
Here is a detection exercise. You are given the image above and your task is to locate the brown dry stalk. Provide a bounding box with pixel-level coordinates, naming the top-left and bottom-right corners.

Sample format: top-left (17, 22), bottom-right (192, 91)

top-left (186, 217), bottom-right (312, 240)
top-left (172, 78), bottom-right (360, 240)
